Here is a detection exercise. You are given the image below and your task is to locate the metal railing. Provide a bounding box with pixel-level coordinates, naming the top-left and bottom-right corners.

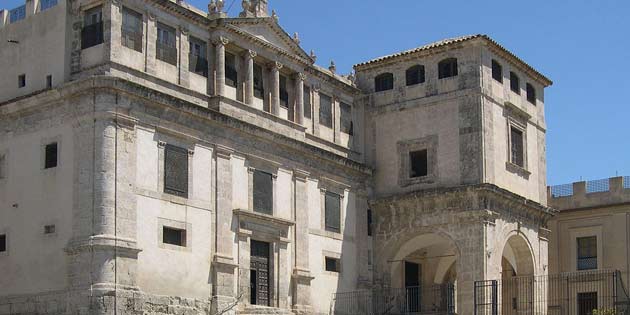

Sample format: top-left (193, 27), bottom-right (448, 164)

top-left (40, 0), bottom-right (58, 11)
top-left (81, 21), bottom-right (104, 49)
top-left (474, 270), bottom-right (630, 315)
top-left (587, 178), bottom-right (610, 193)
top-left (550, 184), bottom-right (574, 198)
top-left (624, 177), bottom-right (630, 189)
top-left (9, 5), bottom-right (26, 23)
top-left (332, 283), bottom-right (455, 315)
top-left (157, 43), bottom-right (178, 66)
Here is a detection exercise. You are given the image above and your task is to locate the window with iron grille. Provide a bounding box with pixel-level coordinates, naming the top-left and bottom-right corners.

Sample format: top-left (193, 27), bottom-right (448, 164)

top-left (45, 142), bottom-right (58, 169)
top-left (163, 226), bottom-right (186, 247)
top-left (577, 292), bottom-right (597, 315)
top-left (279, 75), bottom-right (289, 107)
top-left (303, 85), bottom-right (311, 119)
top-left (325, 192), bottom-right (341, 233)
top-left (438, 58), bottom-right (458, 79)
top-left (374, 73), bottom-right (394, 92)
top-left (122, 7), bottom-right (143, 52)
top-left (189, 37), bottom-right (208, 77)
top-left (164, 145), bottom-right (188, 198)
top-left (81, 7), bottom-right (103, 49)
top-left (253, 170), bottom-right (273, 215)
top-left (409, 150), bottom-right (428, 178)
top-left (340, 102), bottom-right (353, 135)
top-left (225, 52), bottom-right (238, 88)
top-left (510, 72), bottom-right (520, 94)
top-left (9, 5), bottom-right (26, 23)
top-left (157, 23), bottom-right (177, 65)
top-left (492, 60), bottom-right (503, 83)
top-left (319, 93), bottom-right (333, 128)
top-left (325, 257), bottom-right (340, 272)
top-left (526, 83), bottom-right (536, 105)
top-left (40, 0), bottom-right (58, 11)
top-left (510, 127), bottom-right (524, 168)
top-left (18, 74), bottom-right (26, 88)
top-left (577, 236), bottom-right (597, 270)
top-left (406, 65), bottom-right (425, 86)
top-left (253, 63), bottom-right (264, 99)
top-left (0, 234), bottom-right (6, 252)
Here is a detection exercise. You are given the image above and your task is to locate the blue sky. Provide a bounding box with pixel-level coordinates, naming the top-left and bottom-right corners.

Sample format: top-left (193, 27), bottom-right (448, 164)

top-left (5, 0), bottom-right (629, 185)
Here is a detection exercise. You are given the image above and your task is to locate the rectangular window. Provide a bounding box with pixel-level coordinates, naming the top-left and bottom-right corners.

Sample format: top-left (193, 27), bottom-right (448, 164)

top-left (253, 63), bottom-right (264, 99)
top-left (0, 234), bottom-right (5, 252)
top-left (577, 236), bottom-right (597, 270)
top-left (121, 7), bottom-right (143, 52)
top-left (46, 75), bottom-right (52, 89)
top-left (325, 192), bottom-right (341, 233)
top-left (367, 209), bottom-right (372, 236)
top-left (81, 6), bottom-right (103, 49)
top-left (40, 0), bottom-right (58, 11)
top-left (340, 102), bottom-right (353, 135)
top-left (18, 74), bottom-right (26, 88)
top-left (163, 226), bottom-right (186, 247)
top-left (279, 75), bottom-right (289, 107)
top-left (0, 154), bottom-right (5, 179)
top-left (156, 23), bottom-right (177, 65)
top-left (526, 83), bottom-right (536, 105)
top-left (325, 257), bottom-right (340, 272)
top-left (253, 170), bottom-right (273, 215)
top-left (303, 85), bottom-right (311, 119)
top-left (44, 225), bottom-right (56, 234)
top-left (438, 58), bottom-right (458, 79)
top-left (44, 142), bottom-right (58, 169)
top-left (409, 150), bottom-right (428, 178)
top-left (319, 93), bottom-right (333, 128)
top-left (510, 72), bottom-right (520, 94)
top-left (225, 52), bottom-right (238, 88)
top-left (578, 292), bottom-right (597, 315)
top-left (9, 5), bottom-right (26, 23)
top-left (492, 60), bottom-right (503, 82)
top-left (510, 127), bottom-right (524, 168)
top-left (189, 37), bottom-right (208, 77)
top-left (164, 144), bottom-right (188, 198)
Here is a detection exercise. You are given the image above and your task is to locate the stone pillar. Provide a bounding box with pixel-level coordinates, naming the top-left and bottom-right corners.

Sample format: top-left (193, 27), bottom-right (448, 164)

top-left (270, 61), bottom-right (283, 115)
top-left (292, 170), bottom-right (313, 314)
top-left (0, 10), bottom-right (8, 28)
top-left (294, 73), bottom-right (305, 125)
top-left (26, 0), bottom-right (37, 16)
top-left (106, 0), bottom-right (122, 64)
top-left (243, 50), bottom-right (257, 105)
top-left (178, 27), bottom-right (190, 88)
top-left (214, 36), bottom-right (229, 97)
top-left (312, 87), bottom-right (321, 136)
top-left (145, 13), bottom-right (157, 75)
top-left (333, 96), bottom-right (341, 144)
top-left (278, 240), bottom-right (291, 309)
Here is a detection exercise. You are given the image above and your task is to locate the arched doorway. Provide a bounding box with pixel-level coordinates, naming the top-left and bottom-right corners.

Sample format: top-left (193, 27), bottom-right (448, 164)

top-left (501, 234), bottom-right (536, 314)
top-left (389, 233), bottom-right (459, 314)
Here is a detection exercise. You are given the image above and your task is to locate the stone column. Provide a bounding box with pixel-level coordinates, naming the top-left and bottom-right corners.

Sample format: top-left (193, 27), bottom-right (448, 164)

top-left (312, 87), bottom-right (321, 136)
top-left (145, 13), bottom-right (157, 75)
top-left (243, 50), bottom-right (257, 105)
top-left (179, 27), bottom-right (190, 88)
top-left (213, 36), bottom-right (229, 97)
top-left (270, 61), bottom-right (283, 115)
top-left (292, 170), bottom-right (313, 314)
top-left (294, 73), bottom-right (306, 125)
top-left (333, 96), bottom-right (341, 144)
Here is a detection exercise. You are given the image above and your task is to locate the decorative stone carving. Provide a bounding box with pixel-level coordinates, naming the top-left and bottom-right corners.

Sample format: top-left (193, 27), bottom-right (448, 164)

top-left (271, 9), bottom-right (279, 22)
top-left (329, 60), bottom-right (336, 74)
top-left (293, 32), bottom-right (300, 45)
top-left (309, 50), bottom-right (317, 63)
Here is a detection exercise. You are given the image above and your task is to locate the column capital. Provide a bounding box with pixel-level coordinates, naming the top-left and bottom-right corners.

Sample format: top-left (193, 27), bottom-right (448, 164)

top-left (294, 72), bottom-right (307, 81)
top-left (242, 49), bottom-right (257, 59)
top-left (179, 26), bottom-right (189, 35)
top-left (212, 36), bottom-right (230, 46)
top-left (269, 61), bottom-right (283, 70)
top-left (215, 144), bottom-right (234, 159)
top-left (148, 12), bottom-right (157, 21)
top-left (293, 169), bottom-right (310, 182)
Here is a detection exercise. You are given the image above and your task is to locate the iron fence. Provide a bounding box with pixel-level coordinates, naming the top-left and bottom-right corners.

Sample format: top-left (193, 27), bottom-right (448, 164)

top-left (332, 283), bottom-right (455, 315)
top-left (474, 270), bottom-right (630, 315)
top-left (550, 184), bottom-right (574, 198)
top-left (624, 176), bottom-right (630, 189)
top-left (587, 178), bottom-right (610, 194)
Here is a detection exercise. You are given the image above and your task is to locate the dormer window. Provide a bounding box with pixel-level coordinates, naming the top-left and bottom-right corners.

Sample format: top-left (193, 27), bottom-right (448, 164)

top-left (225, 52), bottom-right (238, 88)
top-left (510, 72), bottom-right (520, 94)
top-left (492, 60), bottom-right (503, 83)
top-left (526, 83), bottom-right (536, 105)
top-left (438, 58), bottom-right (458, 79)
top-left (81, 6), bottom-right (103, 49)
top-left (406, 65), bottom-right (425, 86)
top-left (374, 73), bottom-right (394, 92)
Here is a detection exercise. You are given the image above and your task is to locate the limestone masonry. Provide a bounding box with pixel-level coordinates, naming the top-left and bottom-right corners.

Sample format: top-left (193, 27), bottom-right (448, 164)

top-left (1, 0), bottom-right (627, 315)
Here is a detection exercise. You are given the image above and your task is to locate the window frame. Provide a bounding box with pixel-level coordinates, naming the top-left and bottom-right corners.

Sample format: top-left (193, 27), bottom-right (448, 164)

top-left (44, 142), bottom-right (58, 169)
top-left (324, 191), bottom-right (342, 233)
top-left (81, 6), bottom-right (104, 49)
top-left (188, 36), bottom-right (208, 77)
top-left (325, 256), bottom-right (341, 273)
top-left (576, 236), bottom-right (598, 271)
top-left (340, 102), bottom-right (353, 135)
top-left (303, 85), bottom-right (312, 119)
top-left (438, 58), bottom-right (458, 79)
top-left (319, 93), bottom-right (333, 128)
top-left (121, 7), bottom-right (143, 53)
top-left (510, 72), bottom-right (520, 94)
top-left (509, 126), bottom-right (525, 168)
top-left (406, 65), bottom-right (425, 86)
top-left (374, 72), bottom-right (394, 92)
top-left (397, 135), bottom-right (438, 187)
top-left (163, 144), bottom-right (189, 198)
top-left (253, 63), bottom-right (264, 99)
top-left (158, 218), bottom-right (192, 251)
top-left (252, 169), bottom-right (274, 215)
top-left (409, 149), bottom-right (429, 178)
top-left (279, 74), bottom-right (289, 108)
top-left (156, 22), bottom-right (177, 66)
top-left (492, 59), bottom-right (503, 83)
top-left (225, 51), bottom-right (238, 88)
top-left (526, 83), bottom-right (536, 105)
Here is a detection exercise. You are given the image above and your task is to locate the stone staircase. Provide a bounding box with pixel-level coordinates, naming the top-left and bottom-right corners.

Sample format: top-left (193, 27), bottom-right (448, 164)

top-left (238, 305), bottom-right (295, 315)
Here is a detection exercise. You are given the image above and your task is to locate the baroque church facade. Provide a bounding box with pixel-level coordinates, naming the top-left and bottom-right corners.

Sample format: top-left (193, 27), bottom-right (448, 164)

top-left (0, 0), bottom-right (556, 314)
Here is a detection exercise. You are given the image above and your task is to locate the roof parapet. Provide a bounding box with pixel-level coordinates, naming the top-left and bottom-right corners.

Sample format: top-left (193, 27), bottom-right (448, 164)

top-left (548, 176), bottom-right (630, 211)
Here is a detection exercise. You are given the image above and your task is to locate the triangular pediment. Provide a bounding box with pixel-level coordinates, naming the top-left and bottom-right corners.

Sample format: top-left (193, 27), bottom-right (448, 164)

top-left (225, 18), bottom-right (311, 61)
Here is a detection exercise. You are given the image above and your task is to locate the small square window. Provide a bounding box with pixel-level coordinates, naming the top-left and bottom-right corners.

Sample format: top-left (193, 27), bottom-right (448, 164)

top-left (45, 142), bottom-right (58, 169)
top-left (325, 257), bottom-right (340, 272)
top-left (409, 150), bottom-right (428, 178)
top-left (163, 226), bottom-right (186, 247)
top-left (0, 234), bottom-right (6, 252)
top-left (44, 225), bottom-right (56, 234)
top-left (18, 74), bottom-right (26, 88)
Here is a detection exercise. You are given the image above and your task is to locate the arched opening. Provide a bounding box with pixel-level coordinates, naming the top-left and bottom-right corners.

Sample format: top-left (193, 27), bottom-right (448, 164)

top-left (389, 233), bottom-right (459, 314)
top-left (501, 234), bottom-right (536, 314)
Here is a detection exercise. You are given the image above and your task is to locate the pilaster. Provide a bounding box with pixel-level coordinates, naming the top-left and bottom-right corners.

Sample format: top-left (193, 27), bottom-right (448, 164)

top-left (145, 13), bottom-right (157, 75)
top-left (292, 169), bottom-right (313, 313)
top-left (107, 0), bottom-right (122, 64)
top-left (178, 27), bottom-right (190, 88)
top-left (294, 73), bottom-right (305, 125)
top-left (312, 87), bottom-right (321, 136)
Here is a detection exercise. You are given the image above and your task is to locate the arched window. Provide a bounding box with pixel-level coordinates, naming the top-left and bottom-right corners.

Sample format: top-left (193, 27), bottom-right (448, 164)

top-left (526, 83), bottom-right (536, 104)
top-left (406, 65), bottom-right (425, 86)
top-left (374, 73), bottom-right (394, 92)
top-left (438, 58), bottom-right (458, 79)
top-left (510, 72), bottom-right (520, 94)
top-left (491, 60), bottom-right (503, 83)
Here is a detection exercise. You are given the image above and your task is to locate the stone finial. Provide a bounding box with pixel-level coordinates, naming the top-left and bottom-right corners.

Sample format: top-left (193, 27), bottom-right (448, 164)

top-left (292, 32), bottom-right (300, 45)
top-left (310, 50), bottom-right (317, 63)
top-left (271, 9), bottom-right (279, 22)
top-left (208, 0), bottom-right (217, 12)
top-left (329, 60), bottom-right (336, 74)
top-left (239, 0), bottom-right (253, 17)
top-left (208, 0), bottom-right (227, 19)
top-left (216, 0), bottom-right (225, 12)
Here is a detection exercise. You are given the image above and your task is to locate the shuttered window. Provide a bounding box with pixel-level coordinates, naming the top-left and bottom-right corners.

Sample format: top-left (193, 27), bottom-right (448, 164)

top-left (253, 170), bottom-right (273, 215)
top-left (526, 83), bottom-right (536, 105)
top-left (510, 127), bottom-right (524, 168)
top-left (492, 60), bottom-right (503, 82)
top-left (406, 65), bottom-right (425, 86)
top-left (510, 72), bottom-right (520, 94)
top-left (303, 85), bottom-right (311, 119)
top-left (374, 73), bottom-right (394, 92)
top-left (340, 102), bottom-right (353, 135)
top-left (121, 7), bottom-right (143, 52)
top-left (438, 58), bottom-right (458, 79)
top-left (325, 192), bottom-right (341, 233)
top-left (319, 94), bottom-right (333, 128)
top-left (164, 145), bottom-right (188, 198)
top-left (45, 143), bottom-right (58, 169)
top-left (225, 52), bottom-right (238, 88)
top-left (577, 236), bottom-right (597, 270)
top-left (156, 23), bottom-right (177, 65)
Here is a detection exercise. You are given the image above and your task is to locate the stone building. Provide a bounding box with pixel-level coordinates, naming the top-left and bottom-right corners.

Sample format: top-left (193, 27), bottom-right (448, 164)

top-left (0, 0), bottom-right (554, 314)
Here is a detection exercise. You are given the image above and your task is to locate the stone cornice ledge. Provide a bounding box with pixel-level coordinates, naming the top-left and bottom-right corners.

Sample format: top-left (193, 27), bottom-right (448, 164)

top-left (234, 209), bottom-right (295, 227)
top-left (65, 235), bottom-right (142, 256)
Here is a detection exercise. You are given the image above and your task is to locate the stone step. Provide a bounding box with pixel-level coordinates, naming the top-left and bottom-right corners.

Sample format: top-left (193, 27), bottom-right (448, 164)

top-left (238, 305), bottom-right (295, 315)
